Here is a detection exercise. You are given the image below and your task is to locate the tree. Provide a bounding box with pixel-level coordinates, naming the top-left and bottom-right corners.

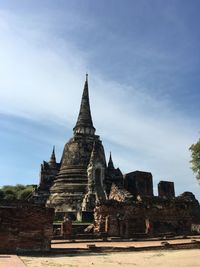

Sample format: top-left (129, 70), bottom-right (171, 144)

top-left (190, 138), bottom-right (200, 181)
top-left (0, 184), bottom-right (34, 201)
top-left (17, 187), bottom-right (33, 200)
top-left (4, 193), bottom-right (16, 201)
top-left (3, 188), bottom-right (17, 200)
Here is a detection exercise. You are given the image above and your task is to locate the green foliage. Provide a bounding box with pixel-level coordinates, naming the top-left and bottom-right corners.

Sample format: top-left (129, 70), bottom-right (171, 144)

top-left (190, 138), bottom-right (200, 181)
top-left (17, 187), bottom-right (33, 200)
top-left (4, 188), bottom-right (15, 195)
top-left (0, 184), bottom-right (34, 201)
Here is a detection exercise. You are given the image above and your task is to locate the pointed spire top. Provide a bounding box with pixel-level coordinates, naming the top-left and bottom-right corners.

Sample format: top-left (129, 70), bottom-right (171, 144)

top-left (108, 152), bottom-right (114, 169)
top-left (49, 146), bottom-right (56, 165)
top-left (73, 74), bottom-right (96, 135)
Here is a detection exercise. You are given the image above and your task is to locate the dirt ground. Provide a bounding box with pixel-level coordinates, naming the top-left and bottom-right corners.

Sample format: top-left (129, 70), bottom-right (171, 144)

top-left (20, 249), bottom-right (200, 267)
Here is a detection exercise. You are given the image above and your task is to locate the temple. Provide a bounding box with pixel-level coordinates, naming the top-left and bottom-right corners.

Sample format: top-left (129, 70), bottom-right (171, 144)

top-left (31, 75), bottom-right (200, 234)
top-left (32, 75), bottom-right (109, 219)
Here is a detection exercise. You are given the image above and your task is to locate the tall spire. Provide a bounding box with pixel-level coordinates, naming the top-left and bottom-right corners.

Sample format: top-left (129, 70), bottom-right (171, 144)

top-left (73, 74), bottom-right (96, 135)
top-left (49, 146), bottom-right (56, 165)
top-left (108, 152), bottom-right (114, 169)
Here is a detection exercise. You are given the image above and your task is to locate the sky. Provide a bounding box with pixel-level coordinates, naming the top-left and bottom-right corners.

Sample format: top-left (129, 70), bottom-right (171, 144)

top-left (0, 0), bottom-right (200, 199)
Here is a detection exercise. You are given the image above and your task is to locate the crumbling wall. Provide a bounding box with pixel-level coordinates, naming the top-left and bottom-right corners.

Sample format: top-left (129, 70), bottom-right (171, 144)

top-left (0, 202), bottom-right (54, 252)
top-left (94, 201), bottom-right (146, 237)
top-left (109, 184), bottom-right (133, 203)
top-left (94, 194), bottom-right (199, 237)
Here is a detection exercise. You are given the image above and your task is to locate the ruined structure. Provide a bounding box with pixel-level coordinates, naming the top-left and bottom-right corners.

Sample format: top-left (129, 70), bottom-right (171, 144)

top-left (32, 75), bottom-right (110, 220)
top-left (94, 186), bottom-right (200, 237)
top-left (32, 147), bottom-right (60, 205)
top-left (31, 74), bottom-right (200, 235)
top-left (46, 76), bottom-right (108, 220)
top-left (105, 153), bottom-right (123, 195)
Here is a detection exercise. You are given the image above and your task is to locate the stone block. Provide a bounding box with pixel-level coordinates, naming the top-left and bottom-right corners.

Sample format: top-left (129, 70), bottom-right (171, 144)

top-left (124, 171), bottom-right (153, 197)
top-left (158, 181), bottom-right (175, 198)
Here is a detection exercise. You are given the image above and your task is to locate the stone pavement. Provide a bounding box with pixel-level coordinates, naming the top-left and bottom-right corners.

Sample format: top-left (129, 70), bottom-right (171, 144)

top-left (51, 237), bottom-right (199, 250)
top-left (0, 255), bottom-right (26, 267)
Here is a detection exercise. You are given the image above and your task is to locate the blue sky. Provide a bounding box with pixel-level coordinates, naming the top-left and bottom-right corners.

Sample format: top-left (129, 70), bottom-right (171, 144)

top-left (0, 0), bottom-right (200, 199)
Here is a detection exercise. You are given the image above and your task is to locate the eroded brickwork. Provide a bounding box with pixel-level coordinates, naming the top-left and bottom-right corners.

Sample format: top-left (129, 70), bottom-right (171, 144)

top-left (94, 187), bottom-right (200, 237)
top-left (0, 202), bottom-right (54, 252)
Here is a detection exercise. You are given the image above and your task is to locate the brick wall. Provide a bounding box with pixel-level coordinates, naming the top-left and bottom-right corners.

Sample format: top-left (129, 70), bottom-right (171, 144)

top-left (0, 202), bottom-right (54, 252)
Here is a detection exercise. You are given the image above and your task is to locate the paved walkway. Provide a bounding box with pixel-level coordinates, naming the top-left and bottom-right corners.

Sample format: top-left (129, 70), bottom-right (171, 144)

top-left (0, 255), bottom-right (26, 267)
top-left (51, 237), bottom-right (198, 249)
